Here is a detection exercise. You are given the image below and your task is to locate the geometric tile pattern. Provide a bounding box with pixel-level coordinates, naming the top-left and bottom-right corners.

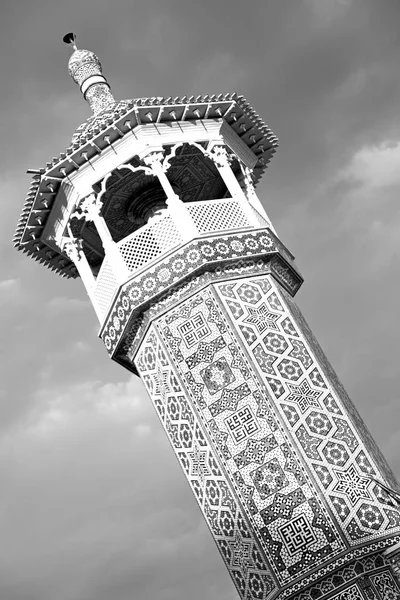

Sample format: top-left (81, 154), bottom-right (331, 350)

top-left (329, 584), bottom-right (364, 600)
top-left (226, 405), bottom-right (260, 444)
top-left (294, 556), bottom-right (399, 600)
top-left (370, 570), bottom-right (400, 600)
top-left (179, 312), bottom-right (211, 348)
top-left (132, 274), bottom-right (400, 600)
top-left (102, 229), bottom-right (303, 356)
top-left (215, 275), bottom-right (400, 548)
top-left (278, 514), bottom-right (316, 554)
top-left (149, 285), bottom-right (346, 588)
top-left (252, 458), bottom-right (289, 499)
top-left (135, 328), bottom-right (277, 600)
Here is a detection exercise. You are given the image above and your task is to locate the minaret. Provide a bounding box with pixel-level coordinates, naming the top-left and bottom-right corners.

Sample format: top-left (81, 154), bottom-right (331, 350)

top-left (14, 36), bottom-right (400, 600)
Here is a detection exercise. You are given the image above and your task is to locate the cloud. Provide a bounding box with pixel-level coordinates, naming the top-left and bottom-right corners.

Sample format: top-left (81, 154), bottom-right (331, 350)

top-left (0, 278), bottom-right (23, 307)
top-left (0, 278), bottom-right (19, 292)
top-left (0, 278), bottom-right (17, 288)
top-left (0, 377), bottom-right (229, 600)
top-left (304, 0), bottom-right (352, 25)
top-left (340, 141), bottom-right (400, 190)
top-left (25, 378), bottom-right (147, 436)
top-left (46, 296), bottom-right (89, 314)
top-left (334, 66), bottom-right (370, 100)
top-left (328, 141), bottom-right (400, 271)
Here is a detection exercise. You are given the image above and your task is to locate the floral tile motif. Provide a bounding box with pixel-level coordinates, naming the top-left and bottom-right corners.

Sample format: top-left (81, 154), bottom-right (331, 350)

top-left (251, 458), bottom-right (289, 499)
top-left (370, 570), bottom-right (400, 600)
top-left (201, 357), bottom-right (235, 395)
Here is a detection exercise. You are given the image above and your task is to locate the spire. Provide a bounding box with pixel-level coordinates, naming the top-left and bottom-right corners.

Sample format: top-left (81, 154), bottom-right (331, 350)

top-left (63, 33), bottom-right (115, 115)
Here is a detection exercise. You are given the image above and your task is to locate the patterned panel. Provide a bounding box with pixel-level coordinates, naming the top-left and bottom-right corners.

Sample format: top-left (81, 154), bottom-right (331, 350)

top-left (281, 287), bottom-right (399, 492)
top-left (120, 258), bottom-right (298, 366)
top-left (214, 275), bottom-right (400, 546)
top-left (101, 229), bottom-right (303, 356)
top-left (129, 272), bottom-right (400, 600)
top-left (294, 554), bottom-right (396, 600)
top-left (118, 213), bottom-right (183, 272)
top-left (226, 406), bottom-right (260, 444)
top-left (135, 328), bottom-right (277, 600)
top-left (329, 584), bottom-right (364, 600)
top-left (370, 570), bottom-right (400, 600)
top-left (153, 286), bottom-right (344, 588)
top-left (186, 199), bottom-right (250, 233)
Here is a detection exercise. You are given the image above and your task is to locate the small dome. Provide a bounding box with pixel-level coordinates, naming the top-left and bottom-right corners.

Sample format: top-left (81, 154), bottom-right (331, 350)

top-left (68, 48), bottom-right (102, 85)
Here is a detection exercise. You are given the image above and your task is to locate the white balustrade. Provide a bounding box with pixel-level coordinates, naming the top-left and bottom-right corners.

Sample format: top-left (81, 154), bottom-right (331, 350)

top-left (186, 198), bottom-right (251, 234)
top-left (93, 198), bottom-right (268, 319)
top-left (118, 212), bottom-right (183, 272)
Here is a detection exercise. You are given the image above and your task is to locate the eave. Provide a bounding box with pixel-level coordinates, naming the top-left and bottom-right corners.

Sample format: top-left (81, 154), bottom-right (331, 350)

top-left (13, 93), bottom-right (278, 278)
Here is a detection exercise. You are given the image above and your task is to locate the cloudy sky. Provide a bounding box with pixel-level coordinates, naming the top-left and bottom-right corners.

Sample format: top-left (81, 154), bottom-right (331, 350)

top-left (1, 0), bottom-right (400, 598)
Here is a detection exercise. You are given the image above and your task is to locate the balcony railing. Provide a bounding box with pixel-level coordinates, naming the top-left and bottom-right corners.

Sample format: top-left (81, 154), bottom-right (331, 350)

top-left (119, 212), bottom-right (183, 273)
top-left (93, 197), bottom-right (269, 320)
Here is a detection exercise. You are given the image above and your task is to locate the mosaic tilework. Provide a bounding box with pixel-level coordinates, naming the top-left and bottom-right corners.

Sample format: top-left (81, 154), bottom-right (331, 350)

top-left (294, 554), bottom-right (398, 600)
top-left (135, 328), bottom-right (277, 600)
top-left (329, 584), bottom-right (364, 600)
top-left (101, 229), bottom-right (303, 356)
top-left (279, 287), bottom-right (399, 492)
top-left (370, 570), bottom-right (400, 600)
top-left (322, 569), bottom-right (400, 600)
top-left (279, 514), bottom-right (317, 555)
top-left (226, 406), bottom-right (260, 443)
top-left (213, 275), bottom-right (400, 547)
top-left (150, 286), bottom-right (345, 589)
top-left (130, 272), bottom-right (400, 600)
top-left (120, 259), bottom-right (282, 366)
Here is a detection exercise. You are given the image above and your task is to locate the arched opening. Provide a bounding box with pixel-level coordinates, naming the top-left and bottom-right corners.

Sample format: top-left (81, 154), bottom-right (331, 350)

top-left (68, 215), bottom-right (105, 276)
top-left (95, 143), bottom-right (229, 244)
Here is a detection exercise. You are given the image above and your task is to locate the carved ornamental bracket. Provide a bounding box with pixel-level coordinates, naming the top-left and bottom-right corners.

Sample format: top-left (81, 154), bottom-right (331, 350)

top-left (71, 192), bottom-right (104, 222)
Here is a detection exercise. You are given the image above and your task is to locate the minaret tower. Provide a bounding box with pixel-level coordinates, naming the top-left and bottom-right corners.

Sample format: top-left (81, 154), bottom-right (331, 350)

top-left (14, 36), bottom-right (400, 600)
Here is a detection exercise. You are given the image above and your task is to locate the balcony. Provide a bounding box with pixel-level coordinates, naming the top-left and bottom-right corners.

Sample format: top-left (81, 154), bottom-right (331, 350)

top-left (93, 197), bottom-right (270, 320)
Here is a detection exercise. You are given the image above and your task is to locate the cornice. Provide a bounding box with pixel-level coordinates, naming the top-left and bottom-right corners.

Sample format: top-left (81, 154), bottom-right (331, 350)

top-left (13, 94), bottom-right (278, 278)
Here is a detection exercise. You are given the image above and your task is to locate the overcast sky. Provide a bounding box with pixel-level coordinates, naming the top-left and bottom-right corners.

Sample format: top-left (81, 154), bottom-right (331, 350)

top-left (1, 0), bottom-right (400, 599)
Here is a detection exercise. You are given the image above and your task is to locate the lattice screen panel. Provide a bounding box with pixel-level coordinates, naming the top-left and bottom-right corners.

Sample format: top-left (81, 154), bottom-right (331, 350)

top-left (119, 214), bottom-right (183, 273)
top-left (187, 199), bottom-right (250, 233)
top-left (93, 259), bottom-right (118, 318)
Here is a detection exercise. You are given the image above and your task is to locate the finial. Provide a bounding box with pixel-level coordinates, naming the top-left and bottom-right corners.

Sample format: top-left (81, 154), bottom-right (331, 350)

top-left (63, 32), bottom-right (78, 52)
top-left (63, 33), bottom-right (115, 115)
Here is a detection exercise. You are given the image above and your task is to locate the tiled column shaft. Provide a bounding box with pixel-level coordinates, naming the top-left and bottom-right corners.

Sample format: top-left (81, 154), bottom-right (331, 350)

top-left (132, 272), bottom-right (400, 600)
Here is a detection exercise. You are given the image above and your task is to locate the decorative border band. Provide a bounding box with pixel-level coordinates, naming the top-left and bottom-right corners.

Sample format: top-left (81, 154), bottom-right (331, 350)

top-left (100, 229), bottom-right (303, 357)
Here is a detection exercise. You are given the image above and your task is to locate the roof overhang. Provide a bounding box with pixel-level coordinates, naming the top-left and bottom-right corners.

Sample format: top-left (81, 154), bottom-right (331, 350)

top-left (13, 93), bottom-right (278, 278)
